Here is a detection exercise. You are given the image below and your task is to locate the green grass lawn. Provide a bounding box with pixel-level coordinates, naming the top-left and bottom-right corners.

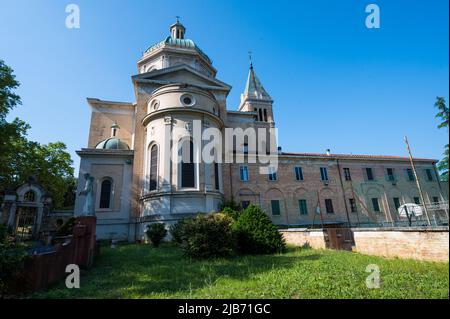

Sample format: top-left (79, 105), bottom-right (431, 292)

top-left (31, 244), bottom-right (448, 299)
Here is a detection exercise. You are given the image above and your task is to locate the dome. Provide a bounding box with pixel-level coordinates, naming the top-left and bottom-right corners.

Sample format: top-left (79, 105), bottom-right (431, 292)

top-left (144, 36), bottom-right (212, 64)
top-left (95, 138), bottom-right (130, 150)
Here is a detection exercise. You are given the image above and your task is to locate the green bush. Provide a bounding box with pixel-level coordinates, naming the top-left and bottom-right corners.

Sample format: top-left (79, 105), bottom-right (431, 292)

top-left (145, 223), bottom-right (167, 247)
top-left (221, 207), bottom-right (241, 221)
top-left (0, 223), bottom-right (8, 242)
top-left (0, 225), bottom-right (28, 297)
top-left (170, 219), bottom-right (188, 244)
top-left (181, 213), bottom-right (236, 258)
top-left (233, 205), bottom-right (286, 254)
top-left (220, 200), bottom-right (242, 212)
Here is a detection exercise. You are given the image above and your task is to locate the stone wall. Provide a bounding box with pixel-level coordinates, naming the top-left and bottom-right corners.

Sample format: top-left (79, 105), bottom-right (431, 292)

top-left (280, 227), bottom-right (449, 262)
top-left (352, 228), bottom-right (449, 262)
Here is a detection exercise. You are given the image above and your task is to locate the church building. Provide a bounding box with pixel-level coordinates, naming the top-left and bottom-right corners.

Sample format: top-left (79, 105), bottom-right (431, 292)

top-left (74, 20), bottom-right (448, 241)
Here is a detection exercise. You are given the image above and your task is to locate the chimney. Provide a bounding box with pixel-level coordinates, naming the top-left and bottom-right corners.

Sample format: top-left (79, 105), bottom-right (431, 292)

top-left (277, 146), bottom-right (282, 155)
top-left (326, 149), bottom-right (331, 156)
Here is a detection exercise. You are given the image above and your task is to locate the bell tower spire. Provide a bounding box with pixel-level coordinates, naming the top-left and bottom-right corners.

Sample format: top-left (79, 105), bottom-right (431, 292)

top-left (238, 61), bottom-right (274, 124)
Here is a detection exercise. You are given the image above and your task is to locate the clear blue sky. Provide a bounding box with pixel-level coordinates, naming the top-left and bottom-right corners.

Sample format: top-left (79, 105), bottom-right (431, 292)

top-left (1, 0), bottom-right (448, 175)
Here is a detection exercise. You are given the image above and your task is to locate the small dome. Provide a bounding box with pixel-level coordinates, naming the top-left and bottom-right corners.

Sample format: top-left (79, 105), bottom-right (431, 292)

top-left (144, 36), bottom-right (212, 64)
top-left (95, 138), bottom-right (130, 150)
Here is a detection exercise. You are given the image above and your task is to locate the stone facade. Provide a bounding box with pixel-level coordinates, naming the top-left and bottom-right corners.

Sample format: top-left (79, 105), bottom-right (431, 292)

top-left (74, 20), bottom-right (449, 241)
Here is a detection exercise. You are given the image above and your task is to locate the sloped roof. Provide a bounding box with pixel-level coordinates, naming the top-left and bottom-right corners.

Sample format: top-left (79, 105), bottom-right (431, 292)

top-left (280, 152), bottom-right (436, 162)
top-left (243, 64), bottom-right (271, 100)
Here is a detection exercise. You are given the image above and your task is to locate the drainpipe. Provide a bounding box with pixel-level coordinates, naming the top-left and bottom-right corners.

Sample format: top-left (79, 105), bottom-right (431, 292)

top-left (336, 159), bottom-right (351, 227)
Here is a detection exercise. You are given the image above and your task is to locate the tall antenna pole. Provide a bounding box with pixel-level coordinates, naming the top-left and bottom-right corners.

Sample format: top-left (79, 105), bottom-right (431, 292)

top-left (404, 136), bottom-right (431, 226)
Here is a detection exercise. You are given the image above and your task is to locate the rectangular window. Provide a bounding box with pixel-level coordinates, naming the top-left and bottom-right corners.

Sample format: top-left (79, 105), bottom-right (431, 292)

top-left (214, 163), bottom-right (220, 190)
top-left (393, 197), bottom-right (401, 210)
top-left (298, 199), bottom-right (308, 215)
top-left (241, 201), bottom-right (250, 209)
top-left (325, 199), bottom-right (334, 214)
top-left (243, 143), bottom-right (249, 154)
top-left (268, 166), bottom-right (278, 181)
top-left (294, 166), bottom-right (304, 181)
top-left (371, 198), bottom-right (380, 212)
top-left (432, 196), bottom-right (439, 204)
top-left (320, 167), bottom-right (329, 181)
top-left (425, 169), bottom-right (433, 181)
top-left (365, 168), bottom-right (374, 181)
top-left (406, 168), bottom-right (415, 181)
top-left (349, 198), bottom-right (357, 213)
top-left (386, 168), bottom-right (395, 181)
top-left (414, 197), bottom-right (421, 205)
top-left (343, 168), bottom-right (351, 181)
top-left (239, 166), bottom-right (249, 181)
top-left (271, 200), bottom-right (280, 215)
top-left (263, 109), bottom-right (268, 122)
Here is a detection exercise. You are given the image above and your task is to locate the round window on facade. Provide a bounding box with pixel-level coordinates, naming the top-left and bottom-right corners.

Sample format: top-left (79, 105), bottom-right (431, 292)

top-left (180, 94), bottom-right (195, 106)
top-left (149, 99), bottom-right (159, 111)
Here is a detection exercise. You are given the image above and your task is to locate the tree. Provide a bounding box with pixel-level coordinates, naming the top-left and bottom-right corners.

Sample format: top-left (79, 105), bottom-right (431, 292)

top-left (435, 97), bottom-right (449, 181)
top-left (0, 59), bottom-right (21, 119)
top-left (0, 59), bottom-right (75, 207)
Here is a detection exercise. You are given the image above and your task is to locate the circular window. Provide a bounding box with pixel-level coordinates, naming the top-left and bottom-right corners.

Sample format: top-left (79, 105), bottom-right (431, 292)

top-left (180, 94), bottom-right (195, 106)
top-left (149, 99), bottom-right (159, 111)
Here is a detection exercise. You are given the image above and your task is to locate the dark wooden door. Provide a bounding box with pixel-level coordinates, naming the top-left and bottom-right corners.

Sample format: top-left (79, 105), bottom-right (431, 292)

top-left (324, 228), bottom-right (354, 251)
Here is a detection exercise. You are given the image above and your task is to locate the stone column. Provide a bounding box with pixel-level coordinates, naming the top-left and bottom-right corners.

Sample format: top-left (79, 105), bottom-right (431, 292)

top-left (7, 203), bottom-right (17, 228)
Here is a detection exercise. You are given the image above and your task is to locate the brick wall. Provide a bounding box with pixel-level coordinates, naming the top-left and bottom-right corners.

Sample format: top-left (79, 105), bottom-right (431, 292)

top-left (280, 227), bottom-right (449, 262)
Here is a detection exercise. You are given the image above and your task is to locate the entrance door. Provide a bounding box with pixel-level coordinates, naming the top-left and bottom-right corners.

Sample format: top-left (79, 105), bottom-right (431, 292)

top-left (15, 206), bottom-right (38, 241)
top-left (324, 228), bottom-right (354, 251)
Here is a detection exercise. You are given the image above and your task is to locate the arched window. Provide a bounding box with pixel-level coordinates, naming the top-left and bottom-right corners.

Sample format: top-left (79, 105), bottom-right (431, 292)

top-left (181, 140), bottom-right (195, 188)
top-left (99, 179), bottom-right (112, 209)
top-left (24, 190), bottom-right (36, 202)
top-left (149, 144), bottom-right (158, 191)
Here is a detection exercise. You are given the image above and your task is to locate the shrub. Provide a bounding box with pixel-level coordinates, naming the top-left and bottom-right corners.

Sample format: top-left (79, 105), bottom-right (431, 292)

top-left (221, 207), bottom-right (241, 221)
top-left (233, 205), bottom-right (286, 254)
top-left (170, 219), bottom-right (189, 244)
top-left (220, 200), bottom-right (242, 212)
top-left (0, 225), bottom-right (28, 297)
top-left (181, 213), bottom-right (236, 258)
top-left (0, 223), bottom-right (8, 242)
top-left (145, 223), bottom-right (167, 247)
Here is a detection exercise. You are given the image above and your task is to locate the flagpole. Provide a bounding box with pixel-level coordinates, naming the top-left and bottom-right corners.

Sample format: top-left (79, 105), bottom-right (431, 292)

top-left (404, 136), bottom-right (431, 226)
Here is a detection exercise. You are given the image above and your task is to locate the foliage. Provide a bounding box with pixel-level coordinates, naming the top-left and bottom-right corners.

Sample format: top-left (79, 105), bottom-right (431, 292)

top-left (31, 244), bottom-right (449, 299)
top-left (220, 200), bottom-right (242, 212)
top-left (233, 205), bottom-right (286, 255)
top-left (169, 219), bottom-right (188, 244)
top-left (0, 224), bottom-right (28, 297)
top-left (0, 60), bottom-right (75, 208)
top-left (435, 97), bottom-right (449, 181)
top-left (437, 144), bottom-right (449, 182)
top-left (0, 59), bottom-right (21, 120)
top-left (0, 224), bottom-right (9, 244)
top-left (180, 213), bottom-right (236, 258)
top-left (145, 223), bottom-right (167, 247)
top-left (55, 217), bottom-right (77, 237)
top-left (221, 207), bottom-right (241, 221)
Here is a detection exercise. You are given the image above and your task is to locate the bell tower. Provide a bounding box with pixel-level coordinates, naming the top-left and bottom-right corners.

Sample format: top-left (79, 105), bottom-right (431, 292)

top-left (238, 63), bottom-right (274, 124)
